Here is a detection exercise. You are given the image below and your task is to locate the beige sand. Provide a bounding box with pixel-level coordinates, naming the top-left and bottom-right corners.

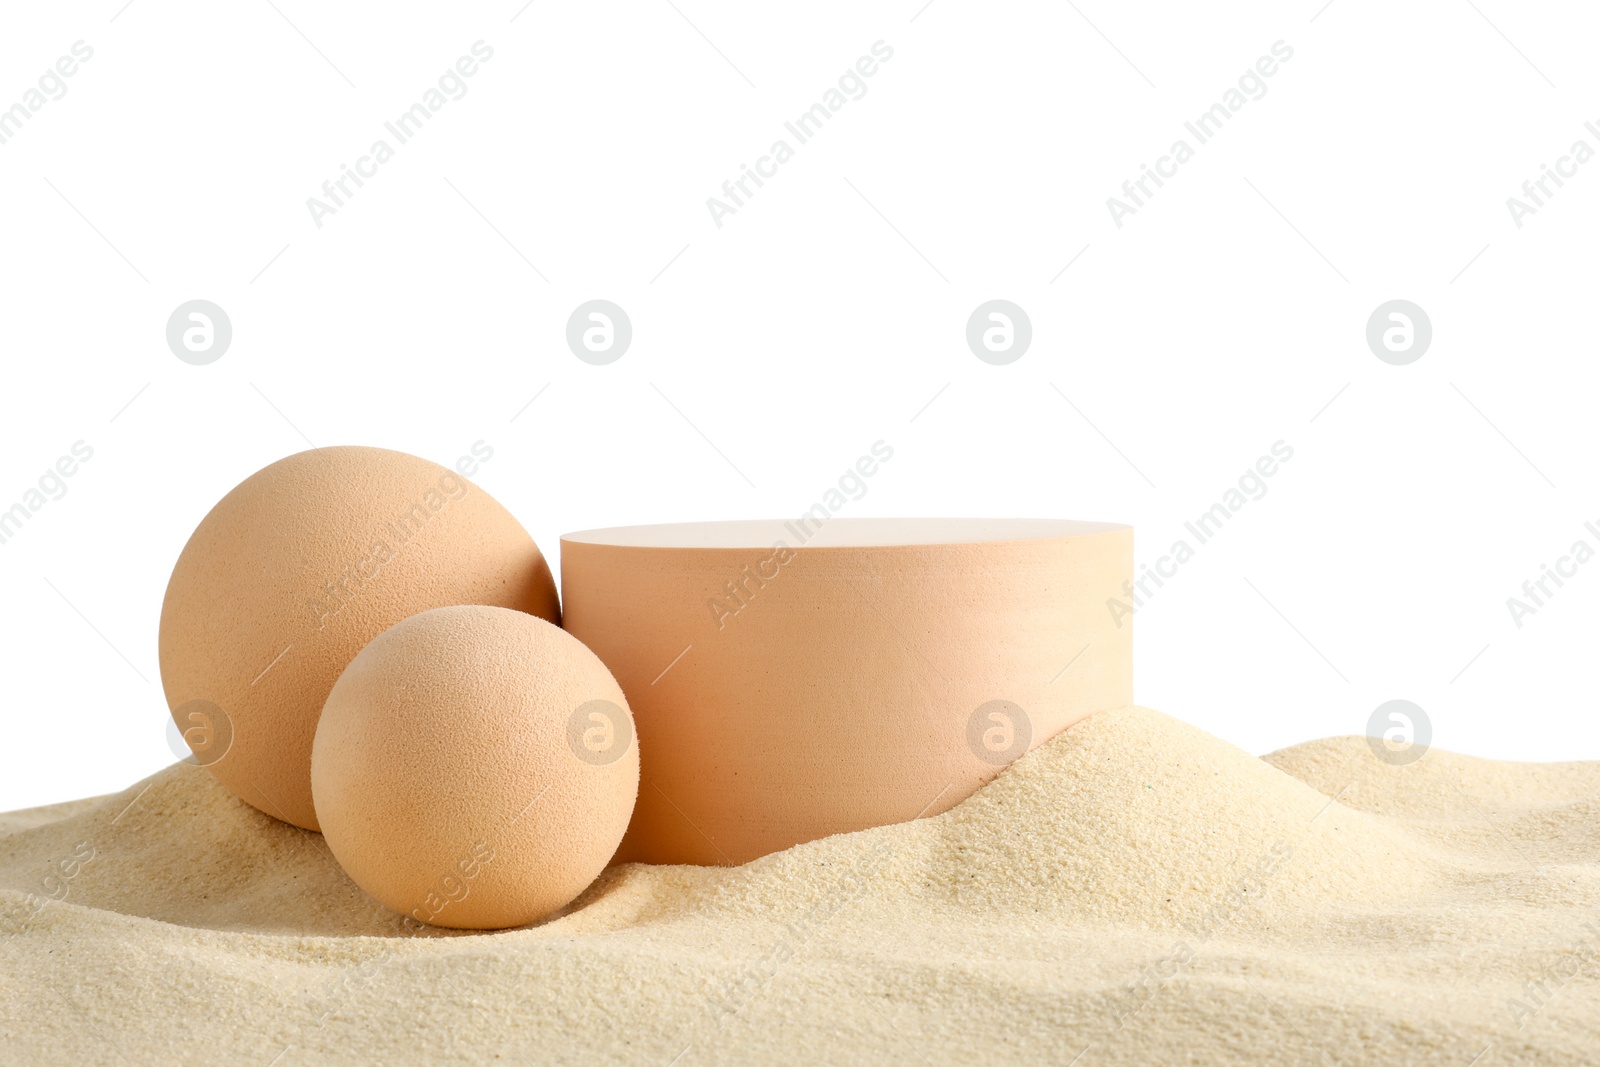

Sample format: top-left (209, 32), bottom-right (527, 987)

top-left (3, 706), bottom-right (1597, 1065)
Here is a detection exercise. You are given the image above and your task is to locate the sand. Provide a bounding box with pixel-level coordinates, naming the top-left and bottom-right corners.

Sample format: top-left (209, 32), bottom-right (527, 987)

top-left (3, 705), bottom-right (1598, 1065)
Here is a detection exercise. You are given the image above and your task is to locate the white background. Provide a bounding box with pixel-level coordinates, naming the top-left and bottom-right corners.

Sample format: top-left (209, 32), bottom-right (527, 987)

top-left (2, 0), bottom-right (1597, 813)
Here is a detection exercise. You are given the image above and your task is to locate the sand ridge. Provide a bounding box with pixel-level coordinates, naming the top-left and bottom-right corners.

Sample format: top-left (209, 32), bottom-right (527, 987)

top-left (3, 705), bottom-right (1599, 1065)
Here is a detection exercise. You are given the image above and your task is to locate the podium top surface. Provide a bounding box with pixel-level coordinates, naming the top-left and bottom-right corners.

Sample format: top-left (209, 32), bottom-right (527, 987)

top-left (562, 517), bottom-right (1129, 550)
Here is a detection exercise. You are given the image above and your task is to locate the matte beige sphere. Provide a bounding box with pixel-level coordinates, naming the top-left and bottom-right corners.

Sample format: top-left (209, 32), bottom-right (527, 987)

top-left (159, 446), bottom-right (560, 831)
top-left (311, 605), bottom-right (639, 930)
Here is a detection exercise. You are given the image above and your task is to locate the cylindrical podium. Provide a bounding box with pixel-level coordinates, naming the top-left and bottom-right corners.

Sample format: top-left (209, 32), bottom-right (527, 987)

top-left (561, 518), bottom-right (1133, 866)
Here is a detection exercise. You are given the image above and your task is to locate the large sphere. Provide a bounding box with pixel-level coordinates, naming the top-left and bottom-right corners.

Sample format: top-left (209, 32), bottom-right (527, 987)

top-left (159, 446), bottom-right (560, 830)
top-left (311, 606), bottom-right (639, 930)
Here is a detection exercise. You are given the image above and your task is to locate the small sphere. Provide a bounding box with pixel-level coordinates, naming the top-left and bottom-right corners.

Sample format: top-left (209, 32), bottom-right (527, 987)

top-left (311, 605), bottom-right (639, 930)
top-left (159, 446), bottom-right (560, 830)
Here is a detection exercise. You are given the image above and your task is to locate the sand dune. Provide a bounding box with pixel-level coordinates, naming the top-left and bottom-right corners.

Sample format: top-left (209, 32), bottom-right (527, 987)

top-left (3, 706), bottom-right (1598, 1065)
